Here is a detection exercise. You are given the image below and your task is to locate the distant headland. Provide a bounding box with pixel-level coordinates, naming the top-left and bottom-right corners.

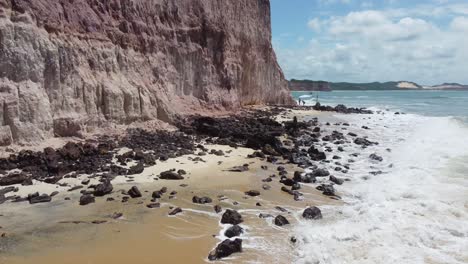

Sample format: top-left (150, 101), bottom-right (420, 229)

top-left (289, 79), bottom-right (468, 91)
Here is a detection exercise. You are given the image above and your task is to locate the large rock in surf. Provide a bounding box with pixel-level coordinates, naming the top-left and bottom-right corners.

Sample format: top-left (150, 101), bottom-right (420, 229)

top-left (224, 225), bottom-right (244, 238)
top-left (221, 209), bottom-right (243, 225)
top-left (192, 196), bottom-right (213, 204)
top-left (208, 238), bottom-right (242, 261)
top-left (302, 206), bottom-right (323, 220)
top-left (274, 215), bottom-right (290, 226)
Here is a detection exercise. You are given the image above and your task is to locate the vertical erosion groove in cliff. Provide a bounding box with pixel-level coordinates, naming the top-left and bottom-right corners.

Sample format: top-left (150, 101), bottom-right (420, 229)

top-left (0, 0), bottom-right (292, 145)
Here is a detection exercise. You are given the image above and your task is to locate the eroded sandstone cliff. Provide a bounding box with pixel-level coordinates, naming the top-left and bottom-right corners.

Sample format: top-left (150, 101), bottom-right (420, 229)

top-left (0, 0), bottom-right (292, 145)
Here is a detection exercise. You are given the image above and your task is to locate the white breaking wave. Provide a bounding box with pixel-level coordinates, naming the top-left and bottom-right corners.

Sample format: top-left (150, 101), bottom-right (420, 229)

top-left (294, 112), bottom-right (468, 264)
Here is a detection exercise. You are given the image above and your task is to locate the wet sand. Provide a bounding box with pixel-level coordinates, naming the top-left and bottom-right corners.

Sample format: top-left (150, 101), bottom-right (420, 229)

top-left (0, 110), bottom-right (339, 264)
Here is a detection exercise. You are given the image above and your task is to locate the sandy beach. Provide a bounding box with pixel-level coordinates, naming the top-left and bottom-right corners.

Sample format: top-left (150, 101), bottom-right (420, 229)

top-left (0, 109), bottom-right (341, 263)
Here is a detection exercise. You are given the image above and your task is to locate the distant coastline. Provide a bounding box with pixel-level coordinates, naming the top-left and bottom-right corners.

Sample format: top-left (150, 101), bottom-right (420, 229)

top-left (289, 79), bottom-right (468, 91)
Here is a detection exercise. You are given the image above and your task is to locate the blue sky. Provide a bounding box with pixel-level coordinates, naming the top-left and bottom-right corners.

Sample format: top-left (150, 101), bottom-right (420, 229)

top-left (271, 0), bottom-right (468, 85)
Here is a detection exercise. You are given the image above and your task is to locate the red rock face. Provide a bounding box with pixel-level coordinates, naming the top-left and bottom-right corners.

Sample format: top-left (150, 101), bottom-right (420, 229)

top-left (0, 0), bottom-right (292, 144)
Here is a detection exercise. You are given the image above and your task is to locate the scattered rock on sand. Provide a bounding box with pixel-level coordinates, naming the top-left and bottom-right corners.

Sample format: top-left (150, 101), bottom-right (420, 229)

top-left (0, 173), bottom-right (30, 186)
top-left (146, 203), bottom-right (160, 209)
top-left (93, 181), bottom-right (113, 196)
top-left (169, 207), bottom-right (182, 216)
top-left (244, 190), bottom-right (260, 197)
top-left (221, 209), bottom-right (243, 225)
top-left (192, 196), bottom-right (213, 204)
top-left (225, 225), bottom-right (244, 238)
top-left (274, 215), bottom-right (290, 226)
top-left (110, 212), bottom-right (123, 219)
top-left (79, 194), bottom-right (95, 205)
top-left (29, 193), bottom-right (52, 204)
top-left (159, 170), bottom-right (184, 180)
top-left (91, 220), bottom-right (107, 224)
top-left (128, 162), bottom-right (144, 175)
top-left (303, 206), bottom-right (323, 220)
top-left (152, 190), bottom-right (163, 199)
top-left (208, 238), bottom-right (242, 261)
top-left (128, 186), bottom-right (142, 198)
top-left (81, 179), bottom-right (90, 185)
top-left (214, 205), bottom-right (222, 213)
top-left (227, 164), bottom-right (249, 172)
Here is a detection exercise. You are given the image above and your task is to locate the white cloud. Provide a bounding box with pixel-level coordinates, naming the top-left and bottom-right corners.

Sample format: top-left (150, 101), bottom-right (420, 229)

top-left (307, 18), bottom-right (322, 31)
top-left (450, 16), bottom-right (468, 31)
top-left (328, 11), bottom-right (433, 41)
top-left (274, 8), bottom-right (468, 84)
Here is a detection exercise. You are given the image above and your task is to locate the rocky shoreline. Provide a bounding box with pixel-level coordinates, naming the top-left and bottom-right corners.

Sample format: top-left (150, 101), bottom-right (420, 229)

top-left (0, 104), bottom-right (378, 262)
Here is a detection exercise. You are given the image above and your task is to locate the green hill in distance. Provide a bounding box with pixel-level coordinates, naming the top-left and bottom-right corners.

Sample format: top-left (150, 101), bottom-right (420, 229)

top-left (289, 79), bottom-right (422, 91)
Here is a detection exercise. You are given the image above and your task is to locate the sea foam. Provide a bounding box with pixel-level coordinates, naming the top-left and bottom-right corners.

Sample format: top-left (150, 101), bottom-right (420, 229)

top-left (294, 111), bottom-right (468, 264)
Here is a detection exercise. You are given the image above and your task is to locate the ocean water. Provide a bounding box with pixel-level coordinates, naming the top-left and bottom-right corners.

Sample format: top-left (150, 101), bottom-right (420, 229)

top-left (291, 91), bottom-right (468, 264)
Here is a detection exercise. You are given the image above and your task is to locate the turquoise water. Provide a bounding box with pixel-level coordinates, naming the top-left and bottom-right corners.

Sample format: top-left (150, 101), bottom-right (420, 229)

top-left (292, 90), bottom-right (468, 119)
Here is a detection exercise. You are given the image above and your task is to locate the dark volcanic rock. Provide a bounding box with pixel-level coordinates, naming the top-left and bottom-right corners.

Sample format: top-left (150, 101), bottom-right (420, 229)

top-left (224, 225), bottom-right (244, 238)
top-left (354, 137), bottom-right (377, 147)
top-left (317, 184), bottom-right (336, 196)
top-left (308, 146), bottom-right (326, 161)
top-left (214, 205), bottom-right (222, 213)
top-left (128, 162), bottom-right (144, 175)
top-left (128, 186), bottom-right (142, 198)
top-left (313, 103), bottom-right (373, 114)
top-left (169, 207), bottom-right (182, 216)
top-left (0, 173), bottom-right (30, 186)
top-left (192, 196), bottom-right (213, 204)
top-left (302, 206), bottom-right (323, 220)
top-left (330, 175), bottom-right (344, 185)
top-left (79, 194), bottom-right (95, 205)
top-left (146, 203), bottom-right (160, 209)
top-left (221, 209), bottom-right (243, 225)
top-left (29, 194), bottom-right (52, 204)
top-left (369, 154), bottom-right (383, 162)
top-left (0, 186), bottom-right (17, 195)
top-left (293, 171), bottom-right (316, 183)
top-left (244, 190), bottom-right (260, 197)
top-left (312, 168), bottom-right (330, 177)
top-left (93, 181), bottom-right (113, 196)
top-left (152, 190), bottom-right (163, 199)
top-left (274, 215), bottom-right (290, 226)
top-left (280, 177), bottom-right (295, 186)
top-left (159, 170), bottom-right (184, 180)
top-left (208, 238), bottom-right (242, 261)
top-left (227, 164), bottom-right (249, 172)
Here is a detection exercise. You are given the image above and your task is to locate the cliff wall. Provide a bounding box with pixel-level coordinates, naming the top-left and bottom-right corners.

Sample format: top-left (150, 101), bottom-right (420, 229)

top-left (0, 0), bottom-right (292, 145)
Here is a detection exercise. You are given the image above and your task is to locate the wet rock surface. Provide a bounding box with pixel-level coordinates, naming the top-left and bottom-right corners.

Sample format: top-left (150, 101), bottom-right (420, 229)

top-left (224, 225), bottom-right (244, 238)
top-left (303, 206), bottom-right (323, 220)
top-left (192, 196), bottom-right (213, 204)
top-left (208, 238), bottom-right (243, 261)
top-left (274, 215), bottom-right (290, 226)
top-left (221, 210), bottom-right (243, 225)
